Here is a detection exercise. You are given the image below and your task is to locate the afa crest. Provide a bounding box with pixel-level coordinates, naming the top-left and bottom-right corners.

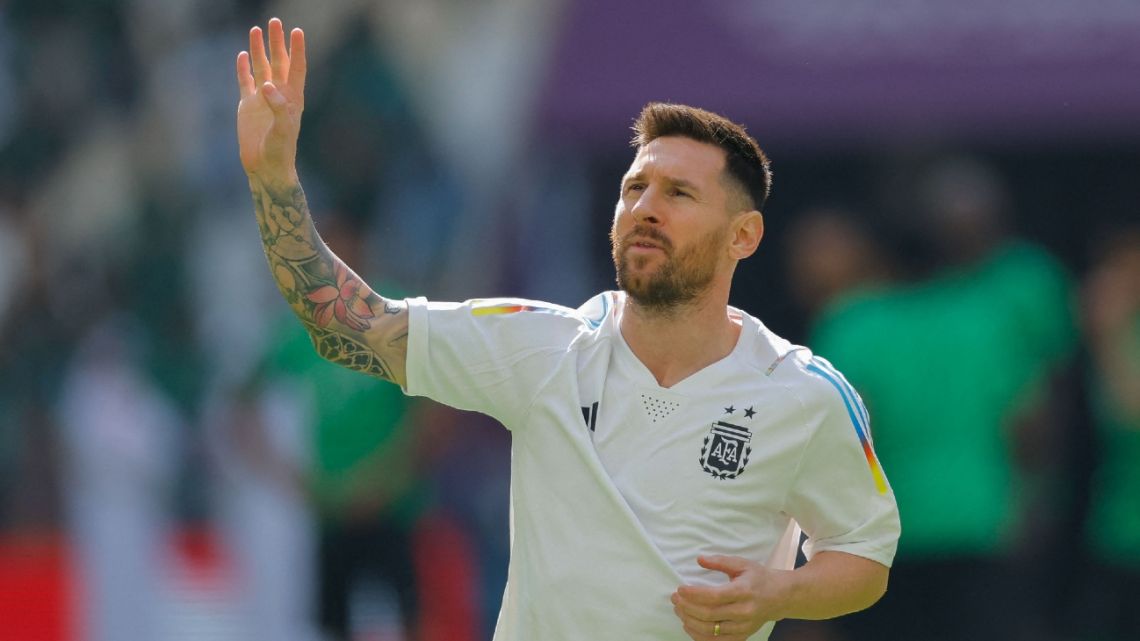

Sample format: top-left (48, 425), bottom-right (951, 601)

top-left (699, 420), bottom-right (753, 480)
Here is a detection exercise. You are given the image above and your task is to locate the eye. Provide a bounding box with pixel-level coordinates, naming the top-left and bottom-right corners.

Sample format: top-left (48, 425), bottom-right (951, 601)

top-left (624, 182), bottom-right (645, 194)
top-left (670, 187), bottom-right (692, 198)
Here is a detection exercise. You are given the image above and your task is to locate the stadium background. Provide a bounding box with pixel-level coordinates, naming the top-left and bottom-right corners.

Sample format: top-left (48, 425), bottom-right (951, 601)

top-left (1, 0), bottom-right (1138, 639)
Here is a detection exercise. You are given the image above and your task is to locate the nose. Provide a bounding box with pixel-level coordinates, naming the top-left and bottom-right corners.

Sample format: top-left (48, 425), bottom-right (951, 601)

top-left (630, 186), bottom-right (662, 225)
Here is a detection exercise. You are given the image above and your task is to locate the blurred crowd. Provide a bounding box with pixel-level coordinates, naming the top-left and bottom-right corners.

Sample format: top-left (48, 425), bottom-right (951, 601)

top-left (0, 1), bottom-right (1137, 641)
top-left (776, 161), bottom-right (1140, 641)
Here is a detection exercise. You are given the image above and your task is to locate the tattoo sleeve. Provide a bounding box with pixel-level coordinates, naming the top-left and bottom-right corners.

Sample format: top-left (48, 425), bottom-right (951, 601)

top-left (249, 177), bottom-right (407, 382)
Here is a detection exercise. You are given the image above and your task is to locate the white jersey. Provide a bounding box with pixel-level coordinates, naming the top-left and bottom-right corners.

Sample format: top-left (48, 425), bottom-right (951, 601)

top-left (404, 291), bottom-right (900, 641)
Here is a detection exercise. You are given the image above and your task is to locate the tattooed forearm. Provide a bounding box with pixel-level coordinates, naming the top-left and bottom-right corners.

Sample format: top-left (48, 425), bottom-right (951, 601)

top-left (249, 177), bottom-right (407, 383)
top-left (304, 321), bottom-right (395, 381)
top-left (251, 180), bottom-right (320, 263)
top-left (251, 178), bottom-right (380, 329)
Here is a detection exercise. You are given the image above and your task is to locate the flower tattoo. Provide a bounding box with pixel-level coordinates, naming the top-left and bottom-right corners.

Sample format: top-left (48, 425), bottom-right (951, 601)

top-left (305, 263), bottom-right (375, 331)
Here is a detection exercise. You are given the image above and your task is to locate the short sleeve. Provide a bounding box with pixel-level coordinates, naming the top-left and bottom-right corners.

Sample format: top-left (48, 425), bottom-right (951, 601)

top-left (784, 356), bottom-right (901, 567)
top-left (403, 296), bottom-right (583, 428)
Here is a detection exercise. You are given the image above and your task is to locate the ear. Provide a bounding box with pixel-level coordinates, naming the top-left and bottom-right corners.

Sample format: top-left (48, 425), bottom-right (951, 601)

top-left (728, 210), bottom-right (764, 260)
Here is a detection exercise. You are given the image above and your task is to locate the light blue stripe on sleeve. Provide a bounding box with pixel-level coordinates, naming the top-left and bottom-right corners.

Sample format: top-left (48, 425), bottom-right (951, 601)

top-left (812, 356), bottom-right (871, 437)
top-left (806, 361), bottom-right (871, 444)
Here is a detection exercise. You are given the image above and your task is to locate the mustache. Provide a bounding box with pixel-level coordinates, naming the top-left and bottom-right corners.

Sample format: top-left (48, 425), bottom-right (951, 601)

top-left (619, 226), bottom-right (673, 252)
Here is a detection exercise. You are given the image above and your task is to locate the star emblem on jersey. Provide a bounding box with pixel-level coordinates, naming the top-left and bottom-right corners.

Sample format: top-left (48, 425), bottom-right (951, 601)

top-left (699, 420), bottom-right (753, 480)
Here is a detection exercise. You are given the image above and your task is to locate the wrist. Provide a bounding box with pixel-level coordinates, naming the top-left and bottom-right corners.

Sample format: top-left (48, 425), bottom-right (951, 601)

top-left (247, 168), bottom-right (300, 193)
top-left (762, 568), bottom-right (798, 622)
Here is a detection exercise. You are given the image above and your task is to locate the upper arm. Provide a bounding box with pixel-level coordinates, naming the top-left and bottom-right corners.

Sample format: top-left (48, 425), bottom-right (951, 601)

top-left (784, 357), bottom-right (900, 567)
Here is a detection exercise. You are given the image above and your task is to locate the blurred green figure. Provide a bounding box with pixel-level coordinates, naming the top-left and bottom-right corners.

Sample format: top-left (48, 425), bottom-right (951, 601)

top-left (801, 160), bottom-right (1077, 641)
top-left (244, 217), bottom-right (428, 641)
top-left (1078, 227), bottom-right (1140, 641)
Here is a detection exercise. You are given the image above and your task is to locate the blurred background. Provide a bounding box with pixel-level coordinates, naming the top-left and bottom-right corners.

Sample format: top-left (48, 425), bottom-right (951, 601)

top-left (1, 0), bottom-right (1138, 640)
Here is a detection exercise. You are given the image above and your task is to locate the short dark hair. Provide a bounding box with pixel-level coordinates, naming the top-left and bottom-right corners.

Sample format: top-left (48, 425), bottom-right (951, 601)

top-left (631, 102), bottom-right (772, 212)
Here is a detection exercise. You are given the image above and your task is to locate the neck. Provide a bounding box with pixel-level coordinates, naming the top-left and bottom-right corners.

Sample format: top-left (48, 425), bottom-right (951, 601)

top-left (619, 285), bottom-right (741, 388)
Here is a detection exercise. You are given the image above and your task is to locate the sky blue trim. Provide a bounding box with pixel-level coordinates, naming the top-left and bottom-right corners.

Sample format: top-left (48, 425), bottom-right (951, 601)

top-left (807, 361), bottom-right (871, 445)
top-left (813, 357), bottom-right (870, 430)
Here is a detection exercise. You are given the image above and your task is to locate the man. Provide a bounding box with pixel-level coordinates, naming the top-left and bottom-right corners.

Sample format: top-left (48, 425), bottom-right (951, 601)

top-left (809, 159), bottom-right (1076, 641)
top-left (235, 18), bottom-right (899, 641)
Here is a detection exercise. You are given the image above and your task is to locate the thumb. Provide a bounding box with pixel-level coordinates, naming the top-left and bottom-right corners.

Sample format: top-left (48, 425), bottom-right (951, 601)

top-left (261, 81), bottom-right (288, 112)
top-left (698, 554), bottom-right (754, 578)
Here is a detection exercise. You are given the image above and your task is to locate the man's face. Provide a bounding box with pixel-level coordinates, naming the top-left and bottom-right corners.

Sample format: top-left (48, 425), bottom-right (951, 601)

top-left (611, 136), bottom-right (736, 311)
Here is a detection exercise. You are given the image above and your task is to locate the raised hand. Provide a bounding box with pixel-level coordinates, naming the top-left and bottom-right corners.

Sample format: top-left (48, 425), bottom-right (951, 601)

top-left (236, 18), bottom-right (307, 183)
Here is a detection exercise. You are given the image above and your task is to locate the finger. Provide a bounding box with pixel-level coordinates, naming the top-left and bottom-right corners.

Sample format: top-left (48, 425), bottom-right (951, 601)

top-left (236, 51), bottom-right (255, 98)
top-left (680, 619), bottom-right (745, 641)
top-left (672, 591), bottom-right (719, 622)
top-left (681, 621), bottom-right (710, 641)
top-left (698, 554), bottom-right (753, 578)
top-left (674, 598), bottom-right (713, 641)
top-left (676, 596), bottom-right (752, 624)
top-left (676, 584), bottom-right (740, 606)
top-left (261, 81), bottom-right (288, 113)
top-left (677, 602), bottom-right (717, 623)
top-left (268, 17), bottom-right (289, 84)
top-left (249, 26), bottom-right (270, 86)
top-left (684, 615), bottom-right (750, 641)
top-left (287, 28), bottom-right (307, 93)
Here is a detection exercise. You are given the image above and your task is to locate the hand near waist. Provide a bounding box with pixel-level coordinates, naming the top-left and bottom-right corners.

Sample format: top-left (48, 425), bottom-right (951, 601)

top-left (672, 555), bottom-right (787, 640)
top-left (672, 550), bottom-right (890, 640)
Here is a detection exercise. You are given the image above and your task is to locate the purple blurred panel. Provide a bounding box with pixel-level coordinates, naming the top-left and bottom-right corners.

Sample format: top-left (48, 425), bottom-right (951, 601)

top-left (538, 0), bottom-right (1140, 146)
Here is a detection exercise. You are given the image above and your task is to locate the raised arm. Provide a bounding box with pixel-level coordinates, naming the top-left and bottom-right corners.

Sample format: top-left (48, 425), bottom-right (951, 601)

top-left (236, 18), bottom-right (408, 386)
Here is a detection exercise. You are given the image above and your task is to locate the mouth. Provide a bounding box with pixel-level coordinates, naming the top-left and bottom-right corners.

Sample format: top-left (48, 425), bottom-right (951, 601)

top-left (624, 235), bottom-right (669, 254)
top-left (629, 241), bottom-right (662, 250)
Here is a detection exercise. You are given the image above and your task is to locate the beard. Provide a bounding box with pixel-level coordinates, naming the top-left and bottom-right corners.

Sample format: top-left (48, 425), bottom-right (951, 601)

top-left (612, 224), bottom-right (724, 315)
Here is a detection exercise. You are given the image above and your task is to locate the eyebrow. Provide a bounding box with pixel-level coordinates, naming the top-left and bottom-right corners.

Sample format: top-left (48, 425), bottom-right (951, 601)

top-left (621, 172), bottom-right (703, 194)
top-left (620, 171), bottom-right (643, 190)
top-left (669, 177), bottom-right (702, 193)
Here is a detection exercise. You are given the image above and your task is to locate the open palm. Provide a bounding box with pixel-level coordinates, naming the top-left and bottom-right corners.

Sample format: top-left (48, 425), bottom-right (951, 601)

top-left (236, 18), bottom-right (307, 181)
